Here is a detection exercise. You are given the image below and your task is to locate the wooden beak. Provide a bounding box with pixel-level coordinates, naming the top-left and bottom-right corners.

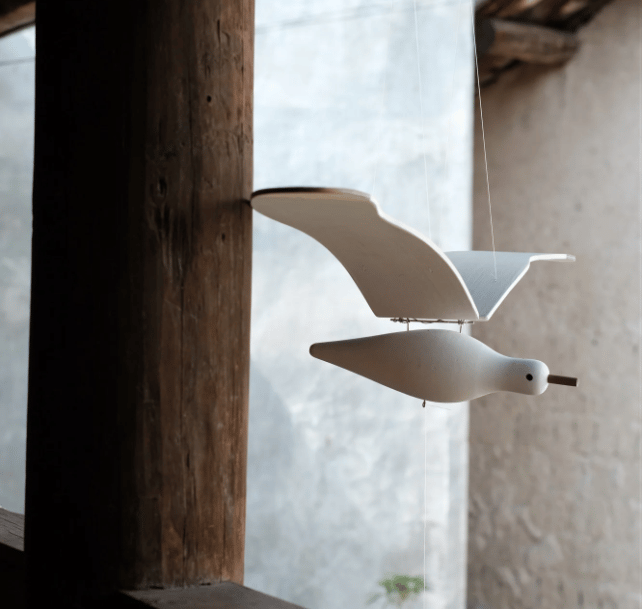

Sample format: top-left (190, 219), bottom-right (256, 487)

top-left (547, 374), bottom-right (578, 387)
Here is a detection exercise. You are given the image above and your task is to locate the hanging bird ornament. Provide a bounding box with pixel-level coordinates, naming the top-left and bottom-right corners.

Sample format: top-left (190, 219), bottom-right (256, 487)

top-left (251, 187), bottom-right (578, 403)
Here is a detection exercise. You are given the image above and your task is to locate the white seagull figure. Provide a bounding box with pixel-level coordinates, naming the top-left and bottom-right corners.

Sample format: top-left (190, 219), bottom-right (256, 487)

top-left (251, 187), bottom-right (578, 402)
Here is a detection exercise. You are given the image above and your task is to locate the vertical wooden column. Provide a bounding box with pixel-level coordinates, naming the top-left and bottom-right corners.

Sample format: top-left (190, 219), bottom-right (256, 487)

top-left (25, 0), bottom-right (253, 605)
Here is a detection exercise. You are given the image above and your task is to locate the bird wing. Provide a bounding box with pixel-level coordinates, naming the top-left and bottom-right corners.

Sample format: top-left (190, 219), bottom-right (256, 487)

top-left (251, 187), bottom-right (480, 321)
top-left (445, 251), bottom-right (575, 321)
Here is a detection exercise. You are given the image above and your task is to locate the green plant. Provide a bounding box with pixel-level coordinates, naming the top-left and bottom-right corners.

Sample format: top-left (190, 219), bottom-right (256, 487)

top-left (366, 574), bottom-right (428, 607)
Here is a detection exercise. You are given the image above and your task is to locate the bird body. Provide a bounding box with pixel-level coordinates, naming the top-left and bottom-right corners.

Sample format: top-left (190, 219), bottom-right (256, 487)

top-left (310, 329), bottom-right (551, 403)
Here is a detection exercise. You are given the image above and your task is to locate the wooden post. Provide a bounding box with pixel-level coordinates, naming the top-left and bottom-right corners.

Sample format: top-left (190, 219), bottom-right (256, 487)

top-left (477, 18), bottom-right (579, 65)
top-left (25, 0), bottom-right (253, 605)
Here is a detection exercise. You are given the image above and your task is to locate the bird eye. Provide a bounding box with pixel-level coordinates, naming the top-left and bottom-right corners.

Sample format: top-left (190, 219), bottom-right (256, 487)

top-left (526, 374), bottom-right (533, 381)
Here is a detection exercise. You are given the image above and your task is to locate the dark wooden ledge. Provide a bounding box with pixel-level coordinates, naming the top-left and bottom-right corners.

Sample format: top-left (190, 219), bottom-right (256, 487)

top-left (0, 507), bottom-right (24, 566)
top-left (108, 584), bottom-right (307, 609)
top-left (0, 508), bottom-right (306, 609)
top-left (0, 507), bottom-right (25, 609)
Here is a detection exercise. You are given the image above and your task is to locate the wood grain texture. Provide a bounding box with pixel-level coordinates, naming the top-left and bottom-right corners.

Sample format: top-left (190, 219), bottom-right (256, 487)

top-left (477, 0), bottom-right (587, 20)
top-left (0, 508), bottom-right (25, 609)
top-left (0, 0), bottom-right (34, 38)
top-left (492, 0), bottom-right (566, 19)
top-left (26, 0), bottom-right (253, 605)
top-left (131, 0), bottom-right (254, 589)
top-left (474, 0), bottom-right (614, 87)
top-left (482, 18), bottom-right (579, 64)
top-left (0, 507), bottom-right (24, 566)
top-left (476, 0), bottom-right (615, 29)
top-left (510, 0), bottom-right (571, 21)
top-left (551, 0), bottom-right (614, 31)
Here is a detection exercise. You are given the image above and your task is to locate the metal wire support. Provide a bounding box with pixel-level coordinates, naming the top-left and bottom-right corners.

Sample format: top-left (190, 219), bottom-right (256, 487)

top-left (390, 317), bottom-right (475, 326)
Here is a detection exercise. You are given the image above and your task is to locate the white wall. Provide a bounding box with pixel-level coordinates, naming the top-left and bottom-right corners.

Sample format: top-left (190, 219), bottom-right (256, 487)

top-left (0, 26), bottom-right (34, 514)
top-left (247, 2), bottom-right (474, 608)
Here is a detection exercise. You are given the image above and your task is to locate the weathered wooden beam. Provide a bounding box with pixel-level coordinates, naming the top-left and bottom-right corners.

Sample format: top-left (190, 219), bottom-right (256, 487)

top-left (477, 17), bottom-right (579, 65)
top-left (475, 0), bottom-right (615, 31)
top-left (0, 507), bottom-right (24, 567)
top-left (0, 0), bottom-right (34, 38)
top-left (113, 583), bottom-right (307, 608)
top-left (554, 0), bottom-right (592, 20)
top-left (26, 0), bottom-right (253, 605)
top-left (476, 0), bottom-right (577, 21)
top-left (476, 0), bottom-right (524, 18)
top-left (553, 0), bottom-right (614, 31)
top-left (0, 507), bottom-right (25, 609)
top-left (1, 511), bottom-right (307, 609)
top-left (493, 0), bottom-right (567, 19)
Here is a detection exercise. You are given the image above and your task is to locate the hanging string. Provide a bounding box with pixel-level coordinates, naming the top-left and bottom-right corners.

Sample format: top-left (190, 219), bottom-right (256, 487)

top-left (423, 400), bottom-right (427, 609)
top-left (413, 0), bottom-right (432, 241)
top-left (470, 0), bottom-right (498, 279)
top-left (635, 11), bottom-right (642, 593)
top-left (441, 0), bottom-right (465, 248)
top-left (371, 0), bottom-right (396, 200)
top-left (413, 2), bottom-right (477, 603)
top-left (419, 7), bottom-right (466, 600)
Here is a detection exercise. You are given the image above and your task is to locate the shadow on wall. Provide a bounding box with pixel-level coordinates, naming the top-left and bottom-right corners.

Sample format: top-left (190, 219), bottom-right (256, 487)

top-left (245, 361), bottom-right (439, 609)
top-left (245, 362), bottom-right (322, 607)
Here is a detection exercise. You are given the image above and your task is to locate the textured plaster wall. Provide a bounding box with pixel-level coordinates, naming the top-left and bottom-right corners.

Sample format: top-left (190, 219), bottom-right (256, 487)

top-left (0, 28), bottom-right (34, 514)
top-left (467, 2), bottom-right (641, 608)
top-left (247, 1), bottom-right (473, 609)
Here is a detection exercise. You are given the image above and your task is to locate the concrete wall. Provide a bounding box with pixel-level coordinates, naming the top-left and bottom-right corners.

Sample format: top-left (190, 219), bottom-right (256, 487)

top-left (0, 27), bottom-right (34, 514)
top-left (246, 1), bottom-right (473, 608)
top-left (467, 2), bottom-right (641, 608)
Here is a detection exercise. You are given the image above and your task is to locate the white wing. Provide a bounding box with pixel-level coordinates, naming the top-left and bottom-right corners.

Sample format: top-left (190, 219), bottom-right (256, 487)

top-left (446, 251), bottom-right (575, 321)
top-left (251, 187), bottom-right (479, 321)
top-left (251, 188), bottom-right (574, 321)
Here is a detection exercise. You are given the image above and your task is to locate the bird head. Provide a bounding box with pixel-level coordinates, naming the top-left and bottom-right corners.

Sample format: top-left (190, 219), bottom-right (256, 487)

top-left (502, 359), bottom-right (551, 396)
top-left (501, 358), bottom-right (578, 396)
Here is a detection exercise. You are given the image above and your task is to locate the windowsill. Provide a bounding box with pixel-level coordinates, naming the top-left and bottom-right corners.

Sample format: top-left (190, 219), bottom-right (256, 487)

top-left (0, 507), bottom-right (306, 609)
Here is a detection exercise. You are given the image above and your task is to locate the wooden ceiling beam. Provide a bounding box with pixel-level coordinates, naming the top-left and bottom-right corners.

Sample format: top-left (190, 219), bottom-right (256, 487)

top-left (476, 0), bottom-right (615, 30)
top-left (552, 0), bottom-right (614, 31)
top-left (476, 0), bottom-right (519, 18)
top-left (0, 1), bottom-right (34, 38)
top-left (493, 0), bottom-right (568, 19)
top-left (477, 17), bottom-right (579, 65)
top-left (474, 0), bottom-right (614, 86)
